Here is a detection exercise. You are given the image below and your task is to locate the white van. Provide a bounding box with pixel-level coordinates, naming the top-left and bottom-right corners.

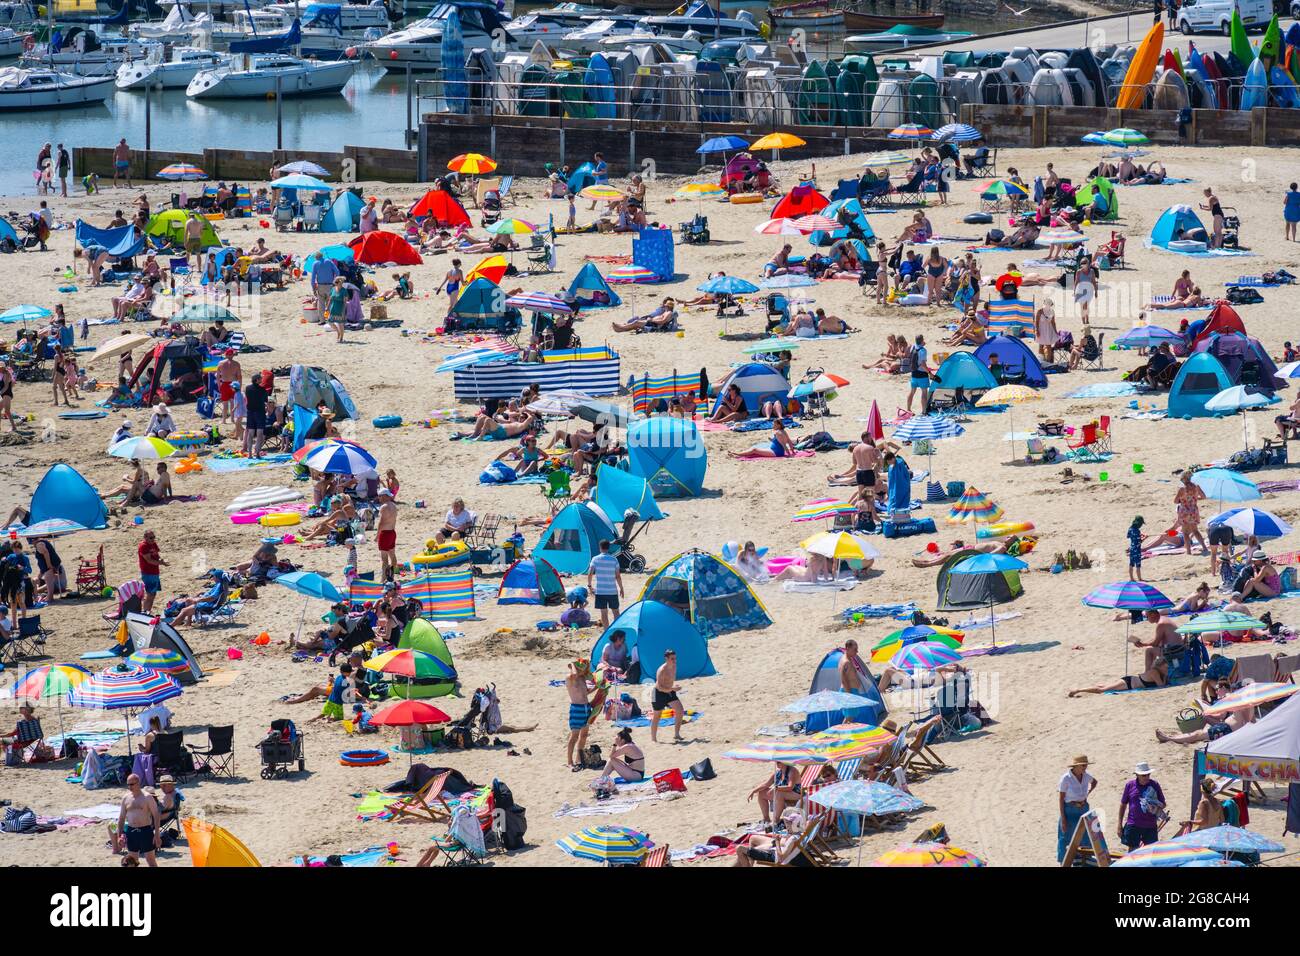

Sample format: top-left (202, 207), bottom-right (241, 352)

top-left (1176, 0), bottom-right (1271, 35)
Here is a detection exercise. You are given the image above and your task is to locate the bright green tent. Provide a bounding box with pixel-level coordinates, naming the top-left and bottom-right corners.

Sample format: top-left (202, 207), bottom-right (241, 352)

top-left (393, 618), bottom-right (457, 698)
top-left (145, 209), bottom-right (220, 250)
top-left (1076, 175), bottom-right (1118, 222)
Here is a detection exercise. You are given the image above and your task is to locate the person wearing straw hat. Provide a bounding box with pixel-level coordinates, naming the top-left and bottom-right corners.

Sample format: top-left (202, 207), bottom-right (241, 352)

top-left (1057, 755), bottom-right (1096, 862)
top-left (1118, 762), bottom-right (1166, 851)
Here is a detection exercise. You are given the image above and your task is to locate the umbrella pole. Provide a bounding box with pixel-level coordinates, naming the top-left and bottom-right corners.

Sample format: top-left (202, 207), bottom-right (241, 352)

top-left (1125, 616), bottom-right (1131, 676)
top-left (1008, 406), bottom-right (1016, 464)
top-left (989, 597), bottom-right (996, 647)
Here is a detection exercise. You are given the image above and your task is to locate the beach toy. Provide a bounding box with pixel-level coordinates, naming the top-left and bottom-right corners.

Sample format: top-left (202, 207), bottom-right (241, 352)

top-left (58, 285), bottom-right (77, 293)
top-left (926, 541), bottom-right (940, 553)
top-left (230, 509), bottom-right (270, 525)
top-left (133, 515), bottom-right (144, 525)
top-left (227, 647), bottom-right (243, 660)
top-left (282, 534), bottom-right (297, 544)
top-left (1051, 563), bottom-right (1064, 574)
top-left (168, 430), bottom-right (206, 450)
top-left (1132, 463), bottom-right (1145, 474)
top-left (259, 512), bottom-right (301, 527)
top-left (339, 749), bottom-right (389, 767)
top-left (729, 193), bottom-right (763, 204)
top-left (1099, 472), bottom-right (1109, 482)
top-left (175, 454), bottom-right (203, 474)
top-left (1128, 400), bottom-right (1139, 409)
top-left (414, 500), bottom-right (426, 509)
top-left (387, 842), bottom-right (400, 857)
top-left (372, 415), bottom-right (402, 428)
top-left (254, 632), bottom-right (271, 646)
top-left (851, 613), bottom-right (865, 623)
top-left (411, 540), bottom-right (470, 568)
top-left (976, 521), bottom-right (1035, 539)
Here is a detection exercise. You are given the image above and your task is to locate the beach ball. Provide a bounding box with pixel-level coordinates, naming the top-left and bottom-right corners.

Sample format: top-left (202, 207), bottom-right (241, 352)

top-left (259, 219), bottom-right (269, 228)
top-left (227, 647), bottom-right (243, 660)
top-left (926, 541), bottom-right (939, 553)
top-left (1083, 219), bottom-right (1092, 226)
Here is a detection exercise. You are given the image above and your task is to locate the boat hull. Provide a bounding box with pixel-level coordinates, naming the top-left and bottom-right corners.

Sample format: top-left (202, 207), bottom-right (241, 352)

top-left (187, 60), bottom-right (355, 98)
top-left (0, 74), bottom-right (114, 108)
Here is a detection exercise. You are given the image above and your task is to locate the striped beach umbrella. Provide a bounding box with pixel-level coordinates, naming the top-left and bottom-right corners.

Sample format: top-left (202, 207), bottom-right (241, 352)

top-left (447, 153), bottom-right (497, 175)
top-left (1100, 127), bottom-right (1149, 147)
top-left (579, 184), bottom-right (624, 201)
top-left (69, 664), bottom-right (182, 711)
top-left (1082, 581), bottom-right (1173, 611)
top-left (888, 123), bottom-right (934, 141)
top-left (808, 780), bottom-right (924, 816)
top-left (1038, 228), bottom-right (1087, 245)
top-left (800, 530), bottom-right (879, 562)
top-left (1212, 507), bottom-right (1292, 540)
top-left (109, 435), bottom-right (177, 460)
top-left (723, 740), bottom-right (832, 764)
top-left (871, 626), bottom-right (963, 663)
top-left (932, 123), bottom-right (982, 143)
top-left (17, 519), bottom-right (88, 538)
top-left (891, 641), bottom-right (962, 671)
top-left (1115, 325), bottom-right (1184, 349)
top-left (863, 151), bottom-right (910, 166)
top-left (606, 265), bottom-right (656, 283)
top-left (1111, 842), bottom-right (1221, 868)
top-left (1169, 825), bottom-right (1285, 854)
top-left (676, 182), bottom-right (726, 200)
top-left (157, 163), bottom-right (206, 181)
top-left (792, 214), bottom-right (840, 233)
top-left (1081, 131), bottom-right (1108, 144)
top-left (1201, 682), bottom-right (1298, 717)
top-left (1176, 611), bottom-right (1266, 635)
top-left (557, 825), bottom-right (651, 864)
top-left (278, 160), bottom-right (329, 177)
top-left (980, 180), bottom-right (1029, 202)
top-left (2, 663), bottom-right (91, 700)
top-left (486, 218), bottom-right (537, 236)
top-left (435, 341), bottom-right (520, 374)
top-left (128, 647), bottom-right (190, 676)
top-left (805, 723), bottom-right (897, 761)
top-left (302, 440), bottom-right (378, 476)
top-left (740, 336), bottom-right (804, 354)
top-left (364, 648), bottom-right (455, 681)
top-left (789, 372), bottom-right (850, 400)
top-left (947, 487), bottom-right (1004, 525)
top-left (754, 217), bottom-right (806, 236)
top-left (792, 498), bottom-right (855, 522)
top-left (464, 254), bottom-right (508, 286)
top-left (504, 292), bottom-right (569, 313)
top-left (872, 842), bottom-right (986, 867)
top-left (1277, 360), bottom-right (1300, 379)
top-left (892, 415), bottom-right (966, 442)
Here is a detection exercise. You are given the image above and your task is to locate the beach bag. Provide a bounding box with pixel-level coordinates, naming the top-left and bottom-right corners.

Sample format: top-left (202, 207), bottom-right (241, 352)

top-left (581, 745), bottom-right (603, 770)
top-left (689, 758), bottom-right (716, 781)
top-left (653, 768), bottom-right (687, 793)
top-left (499, 804), bottom-right (527, 850)
top-left (1176, 707), bottom-right (1206, 734)
top-left (1, 807), bottom-right (35, 833)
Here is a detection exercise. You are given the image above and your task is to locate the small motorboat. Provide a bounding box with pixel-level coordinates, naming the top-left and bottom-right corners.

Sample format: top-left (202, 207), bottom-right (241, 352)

top-left (186, 51), bottom-right (355, 98)
top-left (0, 65), bottom-right (114, 108)
top-left (116, 46), bottom-right (227, 90)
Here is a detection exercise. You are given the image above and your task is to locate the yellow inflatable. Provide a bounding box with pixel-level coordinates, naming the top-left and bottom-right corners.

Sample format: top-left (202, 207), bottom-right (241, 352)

top-left (411, 540), bottom-right (470, 567)
top-left (729, 193), bottom-right (763, 204)
top-left (175, 454), bottom-right (203, 474)
top-left (259, 513), bottom-right (301, 527)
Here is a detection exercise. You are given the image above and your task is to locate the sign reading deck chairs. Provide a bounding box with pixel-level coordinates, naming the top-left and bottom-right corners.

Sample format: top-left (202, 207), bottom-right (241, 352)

top-left (452, 345), bottom-right (621, 400)
top-left (986, 299), bottom-right (1034, 336)
top-left (349, 571), bottom-right (477, 621)
top-left (1060, 808), bottom-right (1118, 867)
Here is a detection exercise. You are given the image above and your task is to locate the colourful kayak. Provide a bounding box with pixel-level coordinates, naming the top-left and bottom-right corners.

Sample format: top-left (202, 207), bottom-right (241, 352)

top-left (1230, 8), bottom-right (1254, 67)
top-left (1260, 13), bottom-right (1281, 67)
top-left (1118, 21), bottom-right (1163, 109)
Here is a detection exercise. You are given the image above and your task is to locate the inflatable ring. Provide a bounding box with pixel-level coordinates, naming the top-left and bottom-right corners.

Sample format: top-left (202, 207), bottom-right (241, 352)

top-left (230, 509), bottom-right (269, 525)
top-left (259, 512), bottom-right (301, 527)
top-left (729, 193), bottom-right (763, 204)
top-left (411, 540), bottom-right (470, 567)
top-left (976, 521), bottom-right (1035, 539)
top-left (168, 430), bottom-right (207, 449)
top-left (339, 749), bottom-right (389, 767)
top-left (372, 415), bottom-right (402, 429)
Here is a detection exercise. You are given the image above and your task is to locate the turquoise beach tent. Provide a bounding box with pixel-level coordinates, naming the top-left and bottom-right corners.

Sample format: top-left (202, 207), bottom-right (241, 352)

top-left (534, 502), bottom-right (617, 574)
top-left (594, 463), bottom-right (665, 522)
top-left (449, 277), bottom-right (503, 319)
top-left (320, 190), bottom-right (364, 233)
top-left (1168, 352), bottom-right (1233, 418)
top-left (29, 463), bottom-right (108, 529)
top-left (497, 557), bottom-right (564, 605)
top-left (0, 218), bottom-right (17, 248)
top-left (1150, 204), bottom-right (1205, 248)
top-left (807, 647), bottom-right (888, 732)
top-left (567, 162), bottom-right (596, 195)
top-left (590, 600), bottom-right (715, 683)
top-left (710, 362), bottom-right (790, 417)
top-left (639, 549), bottom-right (771, 639)
top-left (626, 417), bottom-right (707, 498)
top-left (929, 351), bottom-right (998, 397)
top-left (567, 262), bottom-right (621, 308)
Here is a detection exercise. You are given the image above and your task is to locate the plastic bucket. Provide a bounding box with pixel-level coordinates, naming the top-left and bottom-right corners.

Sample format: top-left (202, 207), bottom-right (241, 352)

top-left (302, 302), bottom-right (320, 324)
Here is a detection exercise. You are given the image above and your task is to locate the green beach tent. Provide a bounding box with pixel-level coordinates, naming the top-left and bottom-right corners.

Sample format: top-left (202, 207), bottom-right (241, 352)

top-left (1076, 175), bottom-right (1118, 221)
top-left (146, 209), bottom-right (219, 250)
top-left (393, 618), bottom-right (457, 698)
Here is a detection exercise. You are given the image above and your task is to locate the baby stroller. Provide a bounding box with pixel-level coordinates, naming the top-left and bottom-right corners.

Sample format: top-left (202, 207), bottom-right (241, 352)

top-left (256, 718), bottom-right (306, 779)
top-left (794, 366), bottom-right (831, 418)
top-left (613, 510), bottom-right (649, 573)
top-left (480, 189), bottom-right (503, 229)
top-left (1220, 206), bottom-right (1241, 249)
top-left (678, 213), bottom-right (709, 245)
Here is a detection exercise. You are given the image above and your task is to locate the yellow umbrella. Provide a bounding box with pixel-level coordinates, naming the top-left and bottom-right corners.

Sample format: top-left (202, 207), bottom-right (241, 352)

top-left (463, 254), bottom-right (508, 286)
top-left (976, 384), bottom-right (1043, 463)
top-left (676, 182), bottom-right (725, 198)
top-left (800, 531), bottom-right (880, 562)
top-left (750, 132), bottom-right (807, 151)
top-left (580, 184), bottom-right (624, 201)
top-left (447, 153), bottom-right (497, 175)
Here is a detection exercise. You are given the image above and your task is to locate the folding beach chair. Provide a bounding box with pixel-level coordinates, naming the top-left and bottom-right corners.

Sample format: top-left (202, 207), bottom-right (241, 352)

top-left (1093, 415), bottom-right (1113, 455)
top-left (901, 716), bottom-right (948, 777)
top-left (965, 146), bottom-right (996, 178)
top-left (1232, 653), bottom-right (1276, 686)
top-left (389, 769), bottom-right (453, 824)
top-left (151, 731), bottom-right (195, 782)
top-left (751, 815), bottom-right (835, 867)
top-left (640, 845), bottom-right (670, 868)
top-left (188, 725), bottom-right (235, 778)
top-left (542, 469), bottom-right (572, 515)
top-left (75, 545), bottom-right (107, 597)
top-left (1081, 331), bottom-right (1106, 371)
top-left (498, 176), bottom-right (515, 206)
top-left (1067, 423), bottom-right (1106, 462)
top-left (1275, 654), bottom-right (1300, 684)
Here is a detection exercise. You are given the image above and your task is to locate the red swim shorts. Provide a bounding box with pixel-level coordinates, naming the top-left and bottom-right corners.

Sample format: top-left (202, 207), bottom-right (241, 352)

top-left (377, 529), bottom-right (397, 552)
top-left (219, 381), bottom-right (236, 402)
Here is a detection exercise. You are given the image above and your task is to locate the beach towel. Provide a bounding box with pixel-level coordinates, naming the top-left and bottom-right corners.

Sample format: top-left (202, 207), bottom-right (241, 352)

top-left (62, 803), bottom-right (123, 821)
top-left (1150, 295), bottom-right (1213, 310)
top-left (731, 417), bottom-right (801, 433)
top-left (783, 579), bottom-right (858, 593)
top-left (1144, 240), bottom-right (1253, 259)
top-left (291, 847), bottom-right (392, 867)
top-left (734, 449), bottom-right (817, 460)
top-left (477, 471), bottom-right (549, 485)
top-left (1065, 382), bottom-right (1139, 399)
top-left (952, 611), bottom-right (1023, 631)
top-left (1118, 177), bottom-right (1193, 186)
top-left (1226, 276), bottom-right (1288, 288)
top-left (839, 602), bottom-right (919, 620)
top-left (206, 453), bottom-right (295, 474)
top-left (612, 709), bottom-right (701, 729)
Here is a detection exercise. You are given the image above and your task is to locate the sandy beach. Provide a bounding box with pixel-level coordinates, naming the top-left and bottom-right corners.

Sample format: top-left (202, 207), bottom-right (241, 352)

top-left (1, 142), bottom-right (1298, 868)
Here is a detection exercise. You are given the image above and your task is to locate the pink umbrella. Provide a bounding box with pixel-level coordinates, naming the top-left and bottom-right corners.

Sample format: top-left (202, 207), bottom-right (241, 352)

top-left (865, 400), bottom-right (884, 441)
top-left (792, 214), bottom-right (840, 233)
top-left (753, 218), bottom-right (804, 236)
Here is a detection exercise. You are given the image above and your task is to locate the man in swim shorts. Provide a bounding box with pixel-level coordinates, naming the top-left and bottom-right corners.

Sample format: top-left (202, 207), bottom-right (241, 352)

top-left (650, 650), bottom-right (685, 743)
top-left (376, 488), bottom-right (398, 583)
top-left (216, 348), bottom-right (241, 424)
top-left (115, 774), bottom-right (159, 866)
top-left (565, 659), bottom-right (592, 770)
top-left (112, 137), bottom-right (131, 189)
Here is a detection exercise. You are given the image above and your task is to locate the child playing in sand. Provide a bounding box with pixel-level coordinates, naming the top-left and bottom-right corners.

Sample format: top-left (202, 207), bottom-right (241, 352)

top-left (379, 272), bottom-right (413, 302)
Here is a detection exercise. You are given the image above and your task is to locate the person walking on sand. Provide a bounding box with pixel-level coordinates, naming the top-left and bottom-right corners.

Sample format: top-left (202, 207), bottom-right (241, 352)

top-left (906, 334), bottom-right (931, 415)
top-left (376, 487), bottom-right (398, 583)
top-left (1127, 515), bottom-right (1145, 582)
top-left (56, 143), bottom-right (70, 198)
top-left (115, 774), bottom-right (160, 867)
top-left (1057, 755), bottom-right (1096, 862)
top-left (1118, 762), bottom-right (1165, 852)
top-left (113, 137), bottom-right (131, 188)
top-left (1285, 182), bottom-right (1300, 243)
top-left (436, 258), bottom-right (463, 315)
top-left (650, 650), bottom-right (685, 744)
top-left (565, 658), bottom-right (592, 770)
top-left (327, 276), bottom-right (348, 343)
top-left (137, 530), bottom-right (166, 613)
top-left (586, 538), bottom-right (623, 628)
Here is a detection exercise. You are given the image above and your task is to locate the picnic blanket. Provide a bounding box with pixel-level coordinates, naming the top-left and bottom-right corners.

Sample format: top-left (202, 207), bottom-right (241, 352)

top-left (783, 579), bottom-right (858, 593)
top-left (839, 602), bottom-right (919, 620)
top-left (612, 709), bottom-right (701, 729)
top-left (1144, 240), bottom-right (1253, 259)
top-left (1065, 382), bottom-right (1139, 399)
top-left (731, 417), bottom-right (801, 433)
top-left (206, 452), bottom-right (295, 474)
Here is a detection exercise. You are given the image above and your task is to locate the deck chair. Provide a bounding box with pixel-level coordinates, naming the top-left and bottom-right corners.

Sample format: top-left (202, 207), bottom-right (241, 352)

top-left (75, 545), bottom-right (107, 597)
top-left (1093, 415), bottom-right (1113, 455)
top-left (526, 235), bottom-right (553, 272)
top-left (498, 175), bottom-right (515, 206)
top-left (902, 716), bottom-right (948, 777)
top-left (389, 769), bottom-right (453, 823)
top-left (151, 731), bottom-right (195, 782)
top-left (188, 725), bottom-right (235, 778)
top-left (640, 845), bottom-right (670, 868)
top-left (867, 723), bottom-right (911, 781)
top-left (965, 146), bottom-right (996, 178)
top-left (193, 588), bottom-right (241, 628)
top-left (1081, 331), bottom-right (1106, 371)
top-left (542, 469), bottom-right (572, 514)
top-left (1232, 653), bottom-right (1276, 686)
top-left (225, 330), bottom-right (246, 352)
top-left (751, 815), bottom-right (832, 867)
top-left (272, 204), bottom-right (294, 231)
top-left (1275, 654), bottom-right (1300, 684)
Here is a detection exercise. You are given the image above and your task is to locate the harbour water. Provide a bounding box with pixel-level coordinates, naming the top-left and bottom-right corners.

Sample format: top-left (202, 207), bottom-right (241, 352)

top-left (1, 5), bottom-right (1063, 197)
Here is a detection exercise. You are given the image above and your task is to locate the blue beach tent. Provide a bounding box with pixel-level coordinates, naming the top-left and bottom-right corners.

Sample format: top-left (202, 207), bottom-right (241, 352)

top-left (929, 351), bottom-right (998, 397)
top-left (639, 549), bottom-right (771, 639)
top-left (1150, 204), bottom-right (1206, 248)
top-left (449, 277), bottom-right (504, 319)
top-left (626, 417), bottom-right (707, 498)
top-left (497, 557), bottom-right (564, 605)
top-left (973, 334), bottom-right (1048, 388)
top-left (1168, 352), bottom-right (1233, 418)
top-left (29, 464), bottom-right (108, 529)
top-left (534, 502), bottom-right (617, 574)
top-left (807, 647), bottom-right (888, 732)
top-left (75, 219), bottom-right (145, 260)
top-left (711, 362), bottom-right (790, 417)
top-left (320, 190), bottom-right (363, 233)
top-left (594, 463), bottom-right (665, 522)
top-left (567, 262), bottom-right (621, 308)
top-left (590, 600), bottom-right (716, 682)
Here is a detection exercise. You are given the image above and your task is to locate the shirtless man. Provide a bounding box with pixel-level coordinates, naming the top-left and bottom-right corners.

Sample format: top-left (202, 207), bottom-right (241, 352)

top-left (1131, 609), bottom-right (1181, 671)
top-left (849, 435), bottom-right (882, 518)
top-left (650, 650), bottom-right (685, 743)
top-left (115, 774), bottom-right (160, 866)
top-left (216, 348), bottom-right (241, 423)
top-left (565, 659), bottom-right (593, 770)
top-left (376, 488), bottom-right (398, 583)
top-left (839, 639), bottom-right (875, 696)
top-left (184, 213), bottom-right (205, 268)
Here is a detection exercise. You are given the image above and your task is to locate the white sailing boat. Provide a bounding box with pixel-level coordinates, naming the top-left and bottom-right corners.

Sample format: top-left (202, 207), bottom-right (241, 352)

top-left (187, 50), bottom-right (354, 97)
top-left (116, 45), bottom-right (227, 89)
top-left (0, 64), bottom-right (114, 108)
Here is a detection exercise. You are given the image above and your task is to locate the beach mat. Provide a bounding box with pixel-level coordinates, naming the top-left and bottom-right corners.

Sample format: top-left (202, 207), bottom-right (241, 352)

top-left (734, 449), bottom-right (817, 460)
top-left (206, 453), bottom-right (295, 474)
top-left (1144, 240), bottom-right (1253, 259)
top-left (613, 709), bottom-right (701, 730)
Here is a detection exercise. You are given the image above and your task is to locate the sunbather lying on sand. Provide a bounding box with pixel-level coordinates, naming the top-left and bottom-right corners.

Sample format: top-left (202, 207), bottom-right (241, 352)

top-left (1067, 657), bottom-right (1167, 697)
top-left (911, 539), bottom-right (1011, 568)
top-left (1155, 703), bottom-right (1254, 745)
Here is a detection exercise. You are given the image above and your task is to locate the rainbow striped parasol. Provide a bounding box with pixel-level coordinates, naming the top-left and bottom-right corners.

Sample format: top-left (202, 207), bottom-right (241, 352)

top-left (871, 626), bottom-right (963, 663)
top-left (127, 647), bottom-right (191, 676)
top-left (607, 265), bottom-right (657, 283)
top-left (1, 664), bottom-right (91, 700)
top-left (556, 825), bottom-right (651, 864)
top-left (1111, 842), bottom-right (1222, 868)
top-left (947, 486), bottom-right (1004, 525)
top-left (872, 842), bottom-right (986, 867)
top-left (1082, 581), bottom-right (1174, 611)
top-left (792, 498), bottom-right (855, 522)
top-left (1201, 681), bottom-right (1298, 716)
top-left (891, 641), bottom-right (962, 671)
top-left (68, 664), bottom-right (182, 711)
top-left (579, 184), bottom-right (625, 201)
top-left (805, 723), bottom-right (897, 761)
top-left (363, 648), bottom-right (455, 681)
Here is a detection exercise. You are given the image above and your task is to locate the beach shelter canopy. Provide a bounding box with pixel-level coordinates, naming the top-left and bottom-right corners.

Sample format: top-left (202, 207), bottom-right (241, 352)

top-left (935, 549), bottom-right (1022, 611)
top-left (288, 365), bottom-right (357, 423)
top-left (320, 189), bottom-right (364, 233)
top-left (392, 617), bottom-right (457, 698)
top-left (1150, 204), bottom-right (1205, 248)
top-left (29, 463), bottom-right (108, 530)
top-left (567, 262), bottom-right (621, 309)
top-left (807, 647), bottom-right (888, 732)
top-left (594, 462), bottom-right (665, 522)
top-left (534, 502), bottom-right (617, 575)
top-left (973, 335), bottom-right (1048, 389)
top-left (1206, 691), bottom-right (1300, 781)
top-left (348, 230), bottom-right (422, 266)
top-left (626, 416), bottom-right (707, 498)
top-left (639, 549), bottom-right (771, 639)
top-left (590, 600), bottom-right (715, 683)
top-left (1192, 303), bottom-right (1246, 347)
top-left (145, 209), bottom-right (219, 249)
top-left (409, 189), bottom-right (471, 228)
top-left (125, 612), bottom-right (203, 684)
top-left (497, 557), bottom-right (564, 605)
top-left (0, 218), bottom-right (16, 248)
top-left (807, 197), bottom-right (875, 246)
top-left (183, 818), bottom-right (261, 867)
top-left (1075, 175), bottom-right (1118, 220)
top-left (1196, 332), bottom-right (1285, 390)
top-left (771, 184), bottom-right (830, 220)
top-left (450, 277), bottom-right (504, 319)
top-left (930, 351), bottom-right (998, 395)
top-left (75, 219), bottom-right (145, 259)
top-left (1168, 352), bottom-right (1234, 418)
top-left (711, 362), bottom-right (790, 417)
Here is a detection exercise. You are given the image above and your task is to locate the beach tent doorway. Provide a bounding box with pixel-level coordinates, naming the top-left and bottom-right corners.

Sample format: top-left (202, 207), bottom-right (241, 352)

top-left (497, 557), bottom-right (564, 605)
top-left (639, 549), bottom-right (771, 638)
top-left (589, 600), bottom-right (716, 682)
top-left (808, 647), bottom-right (888, 731)
top-left (534, 502), bottom-right (616, 574)
top-left (1168, 352), bottom-right (1234, 418)
top-left (973, 335), bottom-right (1048, 388)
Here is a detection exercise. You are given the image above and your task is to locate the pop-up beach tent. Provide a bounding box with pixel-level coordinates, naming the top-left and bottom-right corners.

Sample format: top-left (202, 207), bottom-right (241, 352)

top-left (567, 262), bottom-right (621, 308)
top-left (807, 647), bottom-right (888, 732)
top-left (29, 463), bottom-right (108, 529)
top-left (589, 600), bottom-right (715, 682)
top-left (640, 549), bottom-right (771, 639)
top-left (1150, 204), bottom-right (1205, 248)
top-left (409, 189), bottom-right (471, 228)
top-left (126, 612), bottom-right (203, 684)
top-left (929, 351), bottom-right (998, 401)
top-left (348, 230), bottom-right (422, 266)
top-left (772, 184), bottom-right (830, 219)
top-left (935, 549), bottom-right (1022, 611)
top-left (450, 277), bottom-right (504, 319)
top-left (594, 463), bottom-right (665, 522)
top-left (393, 617), bottom-right (457, 698)
top-left (1168, 352), bottom-right (1234, 418)
top-left (973, 335), bottom-right (1048, 389)
top-left (145, 209), bottom-right (219, 249)
top-left (1206, 691), bottom-right (1300, 781)
top-left (1075, 175), bottom-right (1118, 221)
top-left (710, 362), bottom-right (790, 417)
top-left (626, 417), bottom-right (707, 498)
top-left (497, 557), bottom-right (564, 605)
top-left (534, 502), bottom-right (617, 574)
top-left (75, 219), bottom-right (145, 260)
top-left (320, 190), bottom-right (364, 232)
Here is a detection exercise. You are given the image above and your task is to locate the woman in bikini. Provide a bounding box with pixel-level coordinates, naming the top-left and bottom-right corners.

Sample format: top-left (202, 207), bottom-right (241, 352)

top-left (709, 383), bottom-right (747, 424)
top-left (598, 728), bottom-right (646, 783)
top-left (0, 360), bottom-right (16, 432)
top-left (864, 334), bottom-right (907, 372)
top-left (730, 418), bottom-right (794, 459)
top-left (1067, 656), bottom-right (1168, 696)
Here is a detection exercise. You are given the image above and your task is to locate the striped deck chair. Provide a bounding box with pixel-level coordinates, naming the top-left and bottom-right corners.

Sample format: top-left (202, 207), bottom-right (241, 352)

top-left (389, 770), bottom-right (453, 824)
top-left (640, 845), bottom-right (670, 868)
top-left (866, 723), bottom-right (911, 781)
top-left (902, 716), bottom-right (948, 777)
top-left (986, 299), bottom-right (1034, 338)
top-left (752, 814), bottom-right (835, 867)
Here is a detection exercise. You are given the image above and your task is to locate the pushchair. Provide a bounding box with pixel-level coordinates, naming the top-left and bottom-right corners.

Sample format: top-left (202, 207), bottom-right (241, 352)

top-left (613, 510), bottom-right (649, 573)
top-left (793, 366), bottom-right (831, 418)
top-left (480, 189), bottom-right (503, 229)
top-left (1220, 206), bottom-right (1241, 249)
top-left (678, 213), bottom-right (709, 245)
top-left (256, 718), bottom-right (306, 779)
